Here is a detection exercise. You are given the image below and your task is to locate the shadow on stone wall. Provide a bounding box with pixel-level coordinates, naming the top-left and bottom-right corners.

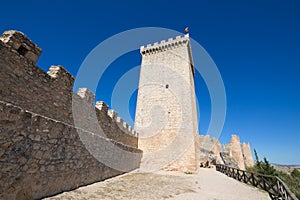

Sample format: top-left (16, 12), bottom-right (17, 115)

top-left (0, 30), bottom-right (142, 200)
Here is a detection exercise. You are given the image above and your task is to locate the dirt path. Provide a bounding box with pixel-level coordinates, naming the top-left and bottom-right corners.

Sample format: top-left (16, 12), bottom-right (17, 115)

top-left (45, 168), bottom-right (270, 200)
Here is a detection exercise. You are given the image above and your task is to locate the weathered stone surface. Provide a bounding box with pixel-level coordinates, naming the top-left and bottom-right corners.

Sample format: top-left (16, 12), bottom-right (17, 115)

top-left (221, 136), bottom-right (254, 169)
top-left (0, 100), bottom-right (142, 200)
top-left (241, 142), bottom-right (254, 168)
top-left (198, 134), bottom-right (254, 170)
top-left (0, 30), bottom-right (142, 200)
top-left (220, 152), bottom-right (239, 168)
top-left (135, 34), bottom-right (199, 173)
top-left (198, 135), bottom-right (224, 167)
top-left (0, 34), bottom-right (74, 125)
top-left (0, 30), bottom-right (41, 63)
top-left (227, 135), bottom-right (246, 170)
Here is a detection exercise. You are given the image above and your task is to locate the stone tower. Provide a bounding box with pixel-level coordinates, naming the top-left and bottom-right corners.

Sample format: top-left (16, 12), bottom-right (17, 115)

top-left (241, 142), bottom-right (254, 168)
top-left (134, 34), bottom-right (199, 172)
top-left (227, 135), bottom-right (246, 170)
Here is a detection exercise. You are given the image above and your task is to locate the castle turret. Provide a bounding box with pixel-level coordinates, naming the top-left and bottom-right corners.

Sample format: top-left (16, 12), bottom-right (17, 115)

top-left (228, 135), bottom-right (246, 170)
top-left (241, 142), bottom-right (254, 168)
top-left (135, 34), bottom-right (199, 172)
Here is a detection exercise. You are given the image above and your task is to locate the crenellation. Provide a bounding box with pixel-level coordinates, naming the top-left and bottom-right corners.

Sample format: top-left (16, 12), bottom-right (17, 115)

top-left (108, 109), bottom-right (118, 121)
top-left (0, 28), bottom-right (259, 199)
top-left (47, 65), bottom-right (75, 90)
top-left (0, 100), bottom-right (142, 199)
top-left (0, 30), bottom-right (142, 199)
top-left (112, 116), bottom-right (136, 136)
top-left (93, 103), bottom-right (138, 146)
top-left (0, 30), bottom-right (41, 63)
top-left (140, 34), bottom-right (190, 55)
top-left (116, 116), bottom-right (125, 131)
top-left (136, 33), bottom-right (199, 173)
top-left (95, 101), bottom-right (108, 112)
top-left (77, 88), bottom-right (95, 105)
top-left (0, 53), bottom-right (72, 123)
top-left (128, 125), bottom-right (132, 132)
top-left (123, 121), bottom-right (129, 130)
top-left (116, 116), bottom-right (123, 124)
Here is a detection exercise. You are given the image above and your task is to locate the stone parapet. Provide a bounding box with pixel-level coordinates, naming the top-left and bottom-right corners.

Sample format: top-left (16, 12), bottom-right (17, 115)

top-left (0, 100), bottom-right (142, 200)
top-left (135, 34), bottom-right (198, 173)
top-left (228, 135), bottom-right (246, 170)
top-left (198, 134), bottom-right (254, 170)
top-left (241, 142), bottom-right (255, 168)
top-left (0, 30), bottom-right (41, 63)
top-left (140, 34), bottom-right (190, 55)
top-left (0, 30), bottom-right (142, 199)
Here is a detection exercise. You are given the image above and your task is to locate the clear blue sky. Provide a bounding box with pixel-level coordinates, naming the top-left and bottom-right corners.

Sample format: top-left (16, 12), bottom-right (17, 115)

top-left (1, 0), bottom-right (299, 165)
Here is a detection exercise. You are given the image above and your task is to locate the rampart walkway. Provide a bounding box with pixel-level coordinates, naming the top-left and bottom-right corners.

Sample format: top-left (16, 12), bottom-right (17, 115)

top-left (45, 168), bottom-right (270, 200)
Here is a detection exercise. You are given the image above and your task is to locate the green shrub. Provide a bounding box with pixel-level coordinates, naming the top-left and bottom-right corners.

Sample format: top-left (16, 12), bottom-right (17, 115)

top-left (248, 149), bottom-right (300, 199)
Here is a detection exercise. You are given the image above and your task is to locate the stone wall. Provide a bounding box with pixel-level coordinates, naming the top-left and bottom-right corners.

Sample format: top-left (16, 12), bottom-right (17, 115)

top-left (0, 31), bottom-right (73, 124)
top-left (224, 135), bottom-right (255, 170)
top-left (198, 135), bottom-right (223, 166)
top-left (198, 134), bottom-right (254, 170)
top-left (241, 142), bottom-right (254, 168)
top-left (135, 34), bottom-right (199, 173)
top-left (0, 30), bottom-right (142, 199)
top-left (227, 135), bottom-right (246, 170)
top-left (220, 152), bottom-right (239, 168)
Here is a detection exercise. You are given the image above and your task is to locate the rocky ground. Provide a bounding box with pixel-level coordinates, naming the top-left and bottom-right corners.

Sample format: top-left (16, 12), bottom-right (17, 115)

top-left (45, 168), bottom-right (270, 200)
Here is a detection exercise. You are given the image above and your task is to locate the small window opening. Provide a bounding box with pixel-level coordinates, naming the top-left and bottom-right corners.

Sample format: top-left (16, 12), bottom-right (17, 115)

top-left (17, 45), bottom-right (28, 56)
top-left (165, 84), bottom-right (169, 89)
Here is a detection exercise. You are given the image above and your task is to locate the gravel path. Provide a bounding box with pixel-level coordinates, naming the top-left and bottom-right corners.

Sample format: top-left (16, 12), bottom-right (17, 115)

top-left (45, 168), bottom-right (270, 200)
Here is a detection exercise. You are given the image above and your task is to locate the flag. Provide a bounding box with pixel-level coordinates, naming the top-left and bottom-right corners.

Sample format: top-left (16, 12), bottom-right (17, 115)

top-left (184, 27), bottom-right (189, 33)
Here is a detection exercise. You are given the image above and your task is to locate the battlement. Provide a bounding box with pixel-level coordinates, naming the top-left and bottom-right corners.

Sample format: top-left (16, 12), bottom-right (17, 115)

top-left (104, 107), bottom-right (137, 137)
top-left (77, 87), bottom-right (96, 105)
top-left (47, 65), bottom-right (75, 90)
top-left (76, 88), bottom-right (138, 137)
top-left (0, 30), bottom-right (41, 63)
top-left (136, 32), bottom-right (198, 173)
top-left (0, 29), bottom-right (139, 139)
top-left (0, 30), bottom-right (142, 199)
top-left (140, 34), bottom-right (190, 55)
top-left (108, 109), bottom-right (136, 136)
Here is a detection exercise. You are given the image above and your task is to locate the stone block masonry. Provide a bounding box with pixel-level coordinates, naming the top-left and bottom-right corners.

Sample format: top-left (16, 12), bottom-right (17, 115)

top-left (227, 135), bottom-right (246, 170)
top-left (0, 31), bottom-right (74, 125)
top-left (198, 135), bottom-right (224, 166)
top-left (241, 142), bottom-right (254, 168)
top-left (198, 134), bottom-right (254, 169)
top-left (0, 30), bottom-right (142, 199)
top-left (224, 135), bottom-right (254, 169)
top-left (135, 34), bottom-right (199, 173)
